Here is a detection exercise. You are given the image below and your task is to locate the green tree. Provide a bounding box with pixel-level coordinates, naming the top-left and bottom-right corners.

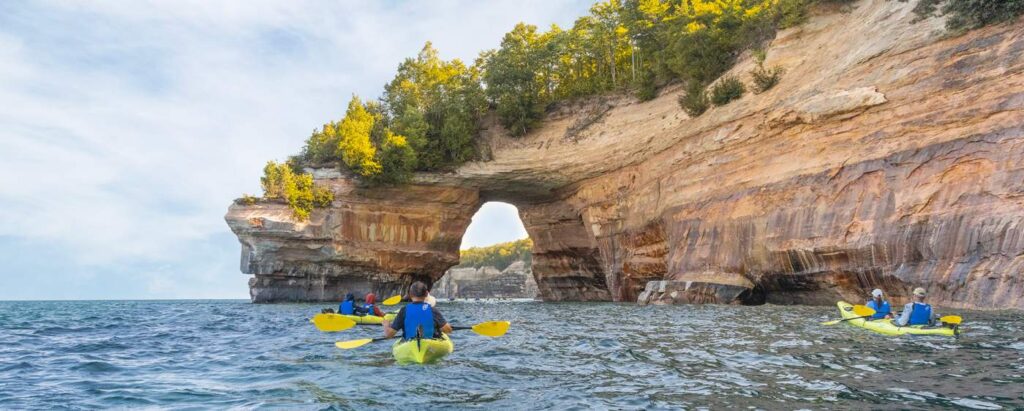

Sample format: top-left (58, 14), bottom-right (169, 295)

top-left (373, 131), bottom-right (417, 184)
top-left (383, 42), bottom-right (486, 169)
top-left (301, 122), bottom-right (340, 164)
top-left (335, 95), bottom-right (382, 176)
top-left (483, 23), bottom-right (547, 136)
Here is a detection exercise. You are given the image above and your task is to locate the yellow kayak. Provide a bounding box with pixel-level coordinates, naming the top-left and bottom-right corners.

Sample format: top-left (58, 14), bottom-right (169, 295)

top-left (836, 301), bottom-right (958, 337)
top-left (340, 313), bottom-right (396, 325)
top-left (392, 334), bottom-right (454, 364)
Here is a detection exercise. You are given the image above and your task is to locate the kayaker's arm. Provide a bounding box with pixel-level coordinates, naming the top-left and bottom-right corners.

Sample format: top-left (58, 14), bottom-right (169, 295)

top-left (383, 320), bottom-right (398, 338)
top-left (383, 307), bottom-right (404, 338)
top-left (894, 303), bottom-right (913, 326)
top-left (433, 309), bottom-right (452, 335)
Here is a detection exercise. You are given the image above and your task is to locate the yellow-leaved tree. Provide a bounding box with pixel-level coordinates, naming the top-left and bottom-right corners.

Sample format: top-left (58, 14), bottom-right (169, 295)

top-left (336, 96), bottom-right (382, 177)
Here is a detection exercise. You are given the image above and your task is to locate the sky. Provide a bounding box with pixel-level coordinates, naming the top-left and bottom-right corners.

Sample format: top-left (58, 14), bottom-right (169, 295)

top-left (0, 0), bottom-right (588, 300)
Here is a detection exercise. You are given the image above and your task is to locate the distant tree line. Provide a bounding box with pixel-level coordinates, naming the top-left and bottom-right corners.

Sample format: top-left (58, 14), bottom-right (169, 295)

top-left (456, 238), bottom-right (533, 271)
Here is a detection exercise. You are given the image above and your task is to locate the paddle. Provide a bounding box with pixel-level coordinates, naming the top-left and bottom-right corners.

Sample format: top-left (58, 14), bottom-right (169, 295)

top-left (334, 320), bottom-right (511, 350)
top-left (451, 321), bottom-right (511, 337)
top-left (940, 315), bottom-right (962, 325)
top-left (382, 295), bottom-right (402, 306)
top-left (309, 314), bottom-right (357, 332)
top-left (820, 305), bottom-right (877, 326)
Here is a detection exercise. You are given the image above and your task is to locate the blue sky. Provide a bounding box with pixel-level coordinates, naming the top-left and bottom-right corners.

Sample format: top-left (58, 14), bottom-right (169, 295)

top-left (0, 1), bottom-right (587, 300)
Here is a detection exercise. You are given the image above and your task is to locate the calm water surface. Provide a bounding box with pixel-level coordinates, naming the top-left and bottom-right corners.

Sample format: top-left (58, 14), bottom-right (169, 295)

top-left (1, 300), bottom-right (1022, 409)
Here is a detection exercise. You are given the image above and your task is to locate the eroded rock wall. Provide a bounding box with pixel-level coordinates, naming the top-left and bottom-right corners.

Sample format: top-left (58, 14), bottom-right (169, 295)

top-left (577, 6), bottom-right (1024, 308)
top-left (225, 169), bottom-right (478, 302)
top-left (433, 261), bottom-right (539, 299)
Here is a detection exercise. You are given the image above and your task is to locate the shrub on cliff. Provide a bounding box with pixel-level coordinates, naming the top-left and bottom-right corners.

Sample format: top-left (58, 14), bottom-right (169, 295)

top-left (259, 161), bottom-right (333, 220)
top-left (912, 0), bottom-right (1024, 30)
top-left (635, 69), bottom-right (658, 101)
top-left (678, 82), bottom-right (709, 117)
top-left (237, 194), bottom-right (258, 206)
top-left (709, 76), bottom-right (746, 106)
top-left (749, 50), bottom-right (784, 94)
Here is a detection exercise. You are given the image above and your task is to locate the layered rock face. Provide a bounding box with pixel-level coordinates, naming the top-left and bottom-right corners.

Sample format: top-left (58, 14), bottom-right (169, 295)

top-left (225, 169), bottom-right (477, 302)
top-left (227, 0), bottom-right (1024, 309)
top-left (432, 261), bottom-right (539, 299)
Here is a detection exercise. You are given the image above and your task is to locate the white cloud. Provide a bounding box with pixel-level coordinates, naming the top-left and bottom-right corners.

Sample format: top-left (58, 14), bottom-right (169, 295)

top-left (0, 0), bottom-right (591, 299)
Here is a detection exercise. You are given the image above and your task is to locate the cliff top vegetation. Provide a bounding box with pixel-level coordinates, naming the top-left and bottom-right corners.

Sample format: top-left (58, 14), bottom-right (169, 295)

top-left (247, 0), bottom-right (1023, 219)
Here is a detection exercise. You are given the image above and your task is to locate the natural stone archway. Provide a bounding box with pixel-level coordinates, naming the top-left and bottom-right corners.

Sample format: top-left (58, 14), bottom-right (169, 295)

top-left (224, 177), bottom-right (617, 303)
top-left (227, 1), bottom-right (1024, 309)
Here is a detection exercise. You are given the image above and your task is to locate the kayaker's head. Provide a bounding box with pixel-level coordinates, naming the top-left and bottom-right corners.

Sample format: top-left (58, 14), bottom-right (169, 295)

top-left (345, 293), bottom-right (355, 302)
top-left (871, 288), bottom-right (884, 302)
top-left (912, 287), bottom-right (927, 302)
top-left (365, 293), bottom-right (376, 304)
top-left (408, 281), bottom-right (429, 302)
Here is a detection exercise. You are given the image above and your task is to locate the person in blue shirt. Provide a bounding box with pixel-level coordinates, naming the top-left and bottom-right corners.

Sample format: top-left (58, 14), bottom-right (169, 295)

top-left (865, 288), bottom-right (892, 320)
top-left (895, 287), bottom-right (938, 326)
top-left (382, 281), bottom-right (451, 340)
top-left (338, 293), bottom-right (357, 315)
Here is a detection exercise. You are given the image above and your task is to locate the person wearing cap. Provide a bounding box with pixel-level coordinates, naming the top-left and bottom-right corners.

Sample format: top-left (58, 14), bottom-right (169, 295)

top-left (895, 287), bottom-right (938, 326)
top-left (865, 289), bottom-right (892, 320)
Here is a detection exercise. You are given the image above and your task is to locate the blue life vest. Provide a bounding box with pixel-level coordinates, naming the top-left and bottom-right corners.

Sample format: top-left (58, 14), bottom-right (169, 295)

top-left (339, 300), bottom-right (355, 315)
top-left (363, 303), bottom-right (376, 316)
top-left (866, 299), bottom-right (890, 319)
top-left (907, 302), bottom-right (932, 325)
top-left (403, 302), bottom-right (434, 340)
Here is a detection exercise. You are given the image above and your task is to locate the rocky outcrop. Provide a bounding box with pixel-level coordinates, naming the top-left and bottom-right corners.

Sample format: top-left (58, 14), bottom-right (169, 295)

top-left (225, 169), bottom-right (477, 303)
top-left (227, 0), bottom-right (1024, 309)
top-left (432, 261), bottom-right (539, 299)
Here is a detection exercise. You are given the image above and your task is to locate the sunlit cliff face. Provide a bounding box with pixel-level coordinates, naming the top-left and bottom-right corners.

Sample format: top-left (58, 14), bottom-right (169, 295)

top-left (227, 1), bottom-right (1024, 308)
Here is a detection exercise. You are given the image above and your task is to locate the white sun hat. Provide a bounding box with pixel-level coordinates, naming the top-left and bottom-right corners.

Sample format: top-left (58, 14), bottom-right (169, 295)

top-left (871, 289), bottom-right (883, 298)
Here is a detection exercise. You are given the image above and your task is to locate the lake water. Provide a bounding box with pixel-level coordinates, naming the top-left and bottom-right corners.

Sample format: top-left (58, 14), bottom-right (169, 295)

top-left (1, 300), bottom-right (1022, 409)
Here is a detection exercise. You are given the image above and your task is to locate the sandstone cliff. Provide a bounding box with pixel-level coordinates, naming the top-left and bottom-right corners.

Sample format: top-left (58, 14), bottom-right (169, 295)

top-left (226, 0), bottom-right (1024, 309)
top-left (432, 261), bottom-right (539, 299)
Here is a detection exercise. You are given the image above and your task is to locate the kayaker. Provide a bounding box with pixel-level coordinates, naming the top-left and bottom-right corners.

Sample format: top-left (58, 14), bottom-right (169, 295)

top-left (865, 289), bottom-right (892, 319)
top-left (894, 287), bottom-right (938, 326)
top-left (362, 293), bottom-right (384, 317)
top-left (383, 281), bottom-right (452, 340)
top-left (339, 293), bottom-right (357, 315)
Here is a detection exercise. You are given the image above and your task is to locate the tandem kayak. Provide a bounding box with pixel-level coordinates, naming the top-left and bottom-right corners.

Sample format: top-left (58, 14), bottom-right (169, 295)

top-left (836, 301), bottom-right (958, 337)
top-left (392, 334), bottom-right (454, 364)
top-left (340, 313), bottom-right (396, 325)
